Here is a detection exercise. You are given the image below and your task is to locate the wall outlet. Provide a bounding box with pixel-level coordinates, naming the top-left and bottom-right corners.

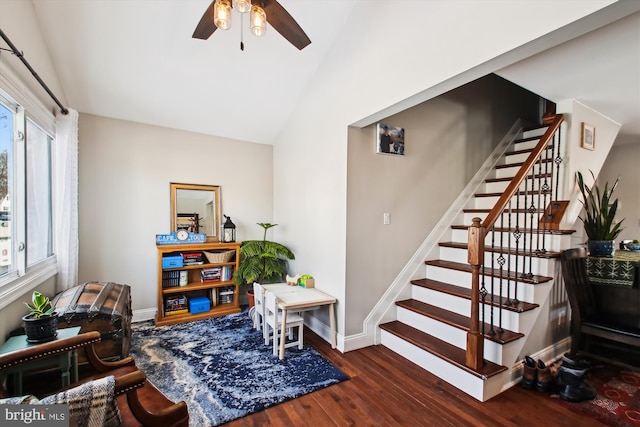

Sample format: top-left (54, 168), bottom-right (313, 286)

top-left (383, 212), bottom-right (390, 225)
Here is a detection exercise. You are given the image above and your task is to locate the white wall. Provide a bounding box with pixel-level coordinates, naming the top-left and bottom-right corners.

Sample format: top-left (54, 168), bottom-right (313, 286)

top-left (273, 1), bottom-right (618, 350)
top-left (78, 114), bottom-right (273, 314)
top-left (598, 141), bottom-right (640, 242)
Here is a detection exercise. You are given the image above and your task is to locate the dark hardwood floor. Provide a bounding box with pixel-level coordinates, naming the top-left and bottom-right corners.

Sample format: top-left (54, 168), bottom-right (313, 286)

top-left (224, 329), bottom-right (605, 426)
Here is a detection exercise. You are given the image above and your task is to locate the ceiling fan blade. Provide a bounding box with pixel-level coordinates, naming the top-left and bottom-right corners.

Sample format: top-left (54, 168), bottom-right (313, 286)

top-left (262, 0), bottom-right (311, 50)
top-left (193, 1), bottom-right (218, 40)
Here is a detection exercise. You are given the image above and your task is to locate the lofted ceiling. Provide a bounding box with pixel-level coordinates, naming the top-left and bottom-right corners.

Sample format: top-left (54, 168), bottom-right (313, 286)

top-left (29, 1), bottom-right (639, 146)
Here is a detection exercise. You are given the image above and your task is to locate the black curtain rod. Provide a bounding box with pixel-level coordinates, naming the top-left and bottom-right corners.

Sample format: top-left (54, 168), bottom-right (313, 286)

top-left (0, 28), bottom-right (68, 115)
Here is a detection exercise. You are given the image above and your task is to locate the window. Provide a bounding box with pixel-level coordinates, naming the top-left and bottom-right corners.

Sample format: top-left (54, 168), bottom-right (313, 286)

top-left (26, 119), bottom-right (53, 266)
top-left (0, 89), bottom-right (54, 285)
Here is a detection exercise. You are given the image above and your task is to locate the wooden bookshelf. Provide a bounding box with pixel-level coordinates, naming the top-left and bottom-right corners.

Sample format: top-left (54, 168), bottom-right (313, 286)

top-left (156, 242), bottom-right (241, 326)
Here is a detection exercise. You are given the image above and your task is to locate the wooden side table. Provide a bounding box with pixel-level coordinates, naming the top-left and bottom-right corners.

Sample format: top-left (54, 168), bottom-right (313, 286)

top-left (0, 326), bottom-right (81, 395)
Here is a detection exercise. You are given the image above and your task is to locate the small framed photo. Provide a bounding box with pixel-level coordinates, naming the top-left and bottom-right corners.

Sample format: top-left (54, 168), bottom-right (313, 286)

top-left (581, 122), bottom-right (595, 150)
top-left (376, 123), bottom-right (404, 155)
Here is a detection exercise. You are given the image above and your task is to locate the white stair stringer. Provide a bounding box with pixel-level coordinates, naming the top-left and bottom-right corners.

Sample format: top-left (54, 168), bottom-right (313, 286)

top-left (380, 329), bottom-right (508, 402)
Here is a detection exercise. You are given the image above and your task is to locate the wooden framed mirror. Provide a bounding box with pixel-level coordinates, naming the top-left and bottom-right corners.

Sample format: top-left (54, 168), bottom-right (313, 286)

top-left (170, 183), bottom-right (221, 241)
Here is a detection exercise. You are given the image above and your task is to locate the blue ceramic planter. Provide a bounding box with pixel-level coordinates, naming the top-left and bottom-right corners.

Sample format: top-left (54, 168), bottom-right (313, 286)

top-left (587, 240), bottom-right (615, 257)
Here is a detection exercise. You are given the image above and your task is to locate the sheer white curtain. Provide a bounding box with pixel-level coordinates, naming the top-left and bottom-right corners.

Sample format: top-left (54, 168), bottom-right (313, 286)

top-left (54, 109), bottom-right (79, 292)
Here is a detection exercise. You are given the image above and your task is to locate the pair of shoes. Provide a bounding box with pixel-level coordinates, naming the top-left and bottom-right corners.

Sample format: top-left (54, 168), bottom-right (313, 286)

top-left (521, 356), bottom-right (555, 392)
top-left (557, 354), bottom-right (596, 402)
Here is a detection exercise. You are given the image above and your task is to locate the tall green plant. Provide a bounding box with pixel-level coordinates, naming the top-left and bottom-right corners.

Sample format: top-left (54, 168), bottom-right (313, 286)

top-left (576, 170), bottom-right (624, 240)
top-left (233, 223), bottom-right (295, 285)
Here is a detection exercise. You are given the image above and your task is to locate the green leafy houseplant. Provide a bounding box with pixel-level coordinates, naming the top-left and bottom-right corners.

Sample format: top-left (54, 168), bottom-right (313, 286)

top-left (233, 223), bottom-right (295, 285)
top-left (576, 170), bottom-right (624, 241)
top-left (23, 291), bottom-right (58, 343)
top-left (24, 291), bottom-right (56, 318)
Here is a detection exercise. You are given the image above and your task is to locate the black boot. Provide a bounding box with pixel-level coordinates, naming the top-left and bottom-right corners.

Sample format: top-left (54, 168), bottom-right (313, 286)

top-left (559, 365), bottom-right (596, 402)
top-left (561, 353), bottom-right (591, 370)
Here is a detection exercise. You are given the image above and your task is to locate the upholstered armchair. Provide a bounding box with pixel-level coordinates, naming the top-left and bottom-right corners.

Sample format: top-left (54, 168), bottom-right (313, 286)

top-left (0, 331), bottom-right (188, 426)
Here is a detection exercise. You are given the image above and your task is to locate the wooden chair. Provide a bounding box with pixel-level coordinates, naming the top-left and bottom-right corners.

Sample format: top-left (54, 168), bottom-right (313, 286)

top-left (253, 282), bottom-right (266, 336)
top-left (0, 331), bottom-right (188, 426)
top-left (264, 291), bottom-right (304, 356)
top-left (560, 247), bottom-right (640, 357)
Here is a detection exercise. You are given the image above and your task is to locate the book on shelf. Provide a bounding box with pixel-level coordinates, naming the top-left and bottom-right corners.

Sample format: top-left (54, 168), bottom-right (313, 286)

top-left (201, 267), bottom-right (221, 283)
top-left (165, 308), bottom-right (188, 316)
top-left (181, 252), bottom-right (203, 264)
top-left (217, 285), bottom-right (235, 304)
top-left (164, 294), bottom-right (188, 314)
top-left (221, 265), bottom-right (234, 281)
top-left (163, 270), bottom-right (187, 287)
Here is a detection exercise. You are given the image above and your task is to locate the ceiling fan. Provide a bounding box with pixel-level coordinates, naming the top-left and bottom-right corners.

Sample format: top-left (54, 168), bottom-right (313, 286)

top-left (192, 0), bottom-right (311, 50)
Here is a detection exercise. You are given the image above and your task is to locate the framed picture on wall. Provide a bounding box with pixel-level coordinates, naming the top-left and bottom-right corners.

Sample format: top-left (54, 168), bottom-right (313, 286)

top-left (376, 123), bottom-right (404, 155)
top-left (581, 122), bottom-right (595, 150)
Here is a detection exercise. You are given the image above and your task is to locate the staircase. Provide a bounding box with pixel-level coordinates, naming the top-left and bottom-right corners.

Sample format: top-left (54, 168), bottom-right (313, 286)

top-left (379, 118), bottom-right (575, 401)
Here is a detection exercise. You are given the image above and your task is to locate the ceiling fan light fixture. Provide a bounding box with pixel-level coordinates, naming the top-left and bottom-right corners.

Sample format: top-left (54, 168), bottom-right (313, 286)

top-left (250, 5), bottom-right (267, 37)
top-left (214, 0), bottom-right (232, 30)
top-left (232, 0), bottom-right (251, 14)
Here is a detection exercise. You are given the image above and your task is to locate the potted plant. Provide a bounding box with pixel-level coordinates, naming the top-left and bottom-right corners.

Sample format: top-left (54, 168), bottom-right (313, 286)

top-left (576, 170), bottom-right (625, 257)
top-left (233, 223), bottom-right (295, 306)
top-left (22, 291), bottom-right (58, 343)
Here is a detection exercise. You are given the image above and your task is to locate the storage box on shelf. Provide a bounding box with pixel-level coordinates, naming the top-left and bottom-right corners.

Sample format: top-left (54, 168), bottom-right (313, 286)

top-left (156, 242), bottom-right (241, 326)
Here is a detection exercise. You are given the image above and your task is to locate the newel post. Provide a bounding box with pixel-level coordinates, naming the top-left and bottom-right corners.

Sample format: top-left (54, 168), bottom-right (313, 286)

top-left (466, 217), bottom-right (485, 370)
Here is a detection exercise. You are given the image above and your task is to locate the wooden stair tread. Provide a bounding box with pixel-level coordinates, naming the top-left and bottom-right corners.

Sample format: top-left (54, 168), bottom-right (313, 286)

top-left (439, 241), bottom-right (561, 258)
top-left (379, 321), bottom-right (507, 379)
top-left (505, 146), bottom-right (552, 157)
top-left (463, 208), bottom-right (544, 214)
top-left (496, 158), bottom-right (553, 169)
top-left (396, 299), bottom-right (524, 344)
top-left (425, 259), bottom-right (552, 284)
top-left (451, 224), bottom-right (575, 235)
top-left (485, 173), bottom-right (551, 183)
top-left (410, 278), bottom-right (538, 313)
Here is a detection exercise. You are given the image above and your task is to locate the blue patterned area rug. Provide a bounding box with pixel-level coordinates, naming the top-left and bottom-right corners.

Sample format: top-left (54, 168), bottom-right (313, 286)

top-left (129, 310), bottom-right (348, 426)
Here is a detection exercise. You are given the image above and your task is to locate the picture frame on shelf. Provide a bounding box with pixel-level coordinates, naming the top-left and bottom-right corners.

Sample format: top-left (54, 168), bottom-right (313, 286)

top-left (376, 123), bottom-right (404, 156)
top-left (581, 122), bottom-right (595, 150)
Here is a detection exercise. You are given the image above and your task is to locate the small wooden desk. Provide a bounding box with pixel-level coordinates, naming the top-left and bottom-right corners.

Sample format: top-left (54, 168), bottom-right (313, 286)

top-left (262, 284), bottom-right (336, 360)
top-left (0, 326), bottom-right (81, 395)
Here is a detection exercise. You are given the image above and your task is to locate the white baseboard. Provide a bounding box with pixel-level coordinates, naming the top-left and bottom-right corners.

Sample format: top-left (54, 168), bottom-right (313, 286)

top-left (132, 308), bottom-right (156, 323)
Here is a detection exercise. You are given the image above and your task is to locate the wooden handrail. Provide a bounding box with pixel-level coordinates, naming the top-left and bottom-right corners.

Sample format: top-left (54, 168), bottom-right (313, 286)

top-left (466, 114), bottom-right (564, 371)
top-left (481, 115), bottom-right (563, 230)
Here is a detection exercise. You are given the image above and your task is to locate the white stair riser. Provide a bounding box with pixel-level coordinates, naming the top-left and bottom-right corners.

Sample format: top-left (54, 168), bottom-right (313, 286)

top-left (512, 140), bottom-right (540, 151)
top-left (503, 148), bottom-right (553, 164)
top-left (396, 306), bottom-right (507, 365)
top-left (463, 212), bottom-right (544, 226)
top-left (483, 179), bottom-right (551, 194)
top-left (472, 193), bottom-right (556, 210)
top-left (380, 330), bottom-right (507, 401)
top-left (412, 285), bottom-right (471, 315)
top-left (439, 246), bottom-right (555, 272)
top-left (496, 163), bottom-right (551, 179)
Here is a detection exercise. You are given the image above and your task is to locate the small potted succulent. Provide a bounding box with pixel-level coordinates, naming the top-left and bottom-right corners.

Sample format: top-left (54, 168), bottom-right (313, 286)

top-left (22, 291), bottom-right (58, 343)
